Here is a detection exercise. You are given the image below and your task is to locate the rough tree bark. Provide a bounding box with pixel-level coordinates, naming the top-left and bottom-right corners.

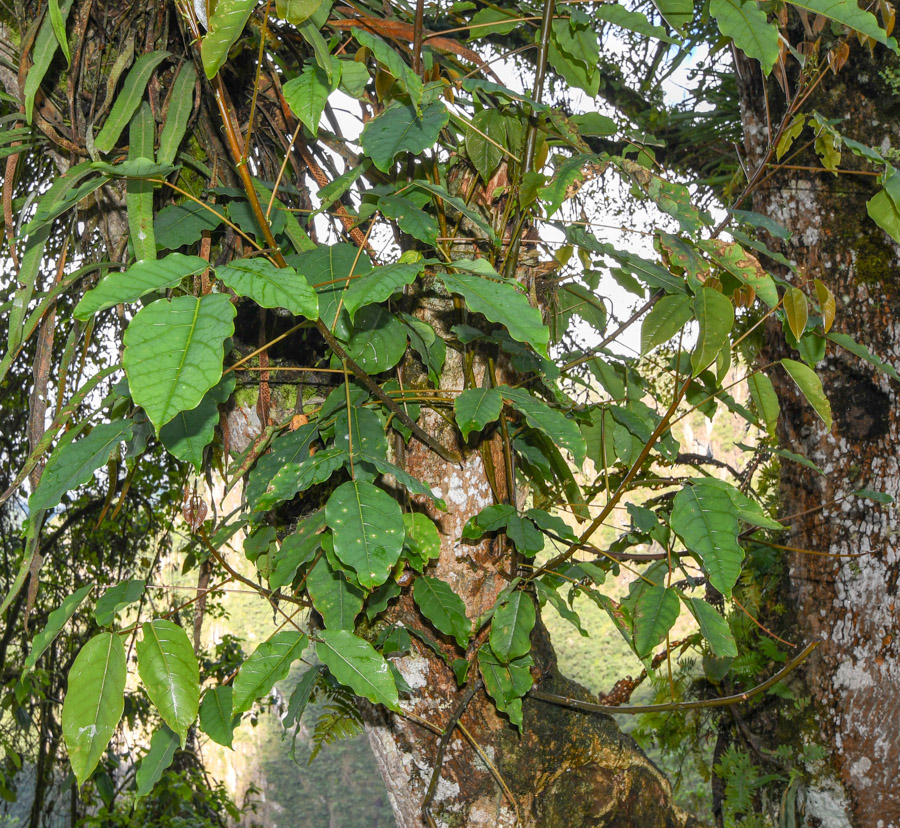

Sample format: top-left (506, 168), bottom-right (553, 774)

top-left (736, 44), bottom-right (900, 827)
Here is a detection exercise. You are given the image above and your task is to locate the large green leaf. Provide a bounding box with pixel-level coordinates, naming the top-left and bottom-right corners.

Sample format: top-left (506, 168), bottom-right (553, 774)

top-left (123, 294), bottom-right (236, 429)
top-left (593, 4), bottom-right (678, 41)
top-left (465, 109), bottom-right (505, 182)
top-left (93, 579), bottom-right (145, 626)
top-left (307, 556), bottom-right (365, 630)
top-left (159, 373), bottom-right (236, 470)
top-left (360, 102), bottom-right (449, 172)
top-left (135, 726), bottom-right (179, 800)
top-left (650, 0), bottom-right (692, 29)
top-left (477, 646), bottom-right (532, 731)
top-left (201, 0), bottom-right (258, 78)
top-left (501, 386), bottom-right (586, 466)
top-left (438, 271), bottom-right (549, 357)
top-left (316, 629), bottom-right (399, 710)
top-left (454, 386), bottom-right (503, 441)
top-left (29, 419), bottom-right (134, 512)
top-left (781, 358), bottom-right (833, 428)
top-left (403, 513), bottom-right (441, 572)
top-left (24, 584), bottom-right (94, 671)
top-left (62, 632), bottom-right (127, 786)
top-left (787, 0), bottom-right (893, 44)
top-left (413, 576), bottom-right (471, 647)
top-left (74, 254), bottom-right (209, 320)
top-left (641, 294), bottom-right (693, 354)
top-left (155, 201), bottom-right (225, 249)
top-left (127, 104), bottom-right (157, 262)
top-left (283, 60), bottom-right (336, 136)
top-left (352, 29), bottom-right (423, 105)
top-left (246, 423), bottom-right (319, 508)
top-left (216, 258), bottom-right (319, 319)
top-left (199, 685), bottom-right (239, 748)
top-left (490, 591), bottom-right (535, 663)
top-left (632, 585), bottom-right (680, 658)
top-left (691, 287), bottom-right (734, 376)
top-left (232, 631), bottom-right (309, 716)
top-left (343, 305), bottom-right (407, 374)
top-left (94, 51), bottom-right (170, 153)
top-left (333, 405), bottom-right (387, 483)
top-left (747, 372), bottom-right (779, 436)
top-left (710, 0), bottom-right (779, 74)
top-left (254, 447), bottom-right (346, 511)
top-left (269, 511), bottom-right (324, 590)
top-left (671, 482), bottom-right (744, 597)
top-left (136, 620), bottom-right (200, 744)
top-left (688, 597), bottom-right (738, 658)
top-left (158, 61), bottom-right (197, 165)
top-left (342, 261), bottom-right (425, 321)
top-left (326, 480), bottom-right (404, 588)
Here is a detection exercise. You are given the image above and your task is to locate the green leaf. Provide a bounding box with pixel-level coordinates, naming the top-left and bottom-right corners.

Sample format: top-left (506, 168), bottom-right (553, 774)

top-left (123, 294), bottom-right (236, 429)
top-left (307, 556), bottom-right (365, 630)
top-left (159, 373), bottom-right (235, 470)
top-left (438, 271), bottom-right (549, 357)
top-left (199, 686), bottom-right (238, 748)
top-left (783, 287), bottom-right (809, 341)
top-left (501, 386), bottom-right (586, 466)
top-left (127, 104), bottom-right (157, 262)
top-left (48, 0), bottom-right (70, 65)
top-left (158, 62), bottom-right (197, 165)
top-left (246, 423), bottom-right (319, 507)
top-left (691, 287), bottom-right (734, 376)
top-left (136, 620), bottom-right (200, 743)
top-left (403, 513), bottom-right (441, 572)
top-left (632, 586), bottom-right (680, 658)
top-left (94, 51), bottom-right (170, 154)
top-left (74, 254), bottom-right (209, 320)
top-left (344, 305), bottom-right (407, 374)
top-left (852, 488), bottom-right (894, 505)
top-left (593, 4), bottom-right (678, 42)
top-left (454, 386), bottom-right (503, 441)
top-left (326, 480), bottom-right (404, 588)
top-left (413, 576), bottom-right (471, 647)
top-left (747, 372), bottom-right (779, 436)
top-left (360, 102), bottom-right (449, 173)
top-left (671, 482), bottom-right (744, 597)
top-left (352, 29), bottom-right (423, 105)
top-left (399, 313), bottom-right (445, 385)
top-left (467, 7), bottom-right (519, 38)
top-left (780, 358), bottom-right (833, 428)
top-left (135, 726), bottom-right (179, 800)
top-left (465, 109), bottom-right (506, 182)
top-left (355, 452), bottom-right (444, 506)
top-left (24, 0), bottom-right (75, 123)
top-left (29, 419), bottom-right (134, 513)
top-left (283, 665), bottom-right (322, 728)
top-left (688, 598), bottom-right (738, 658)
top-left (867, 185), bottom-right (900, 243)
top-left (232, 631), bottom-right (309, 716)
top-left (650, 0), bottom-right (692, 30)
top-left (93, 579), bottom-right (145, 627)
top-left (541, 155), bottom-right (596, 218)
top-left (477, 646), bottom-right (532, 731)
top-left (333, 406), bottom-right (388, 481)
top-left (276, 0), bottom-right (322, 23)
top-left (62, 632), bottom-right (126, 786)
top-left (317, 629), bottom-right (399, 710)
top-left (201, 0), bottom-right (258, 78)
top-left (827, 332), bottom-right (900, 382)
top-left (413, 181), bottom-right (498, 242)
top-left (155, 201), bottom-right (225, 249)
top-left (710, 0), bottom-right (779, 74)
top-left (283, 60), bottom-right (336, 136)
top-left (269, 511), bottom-right (325, 589)
top-left (490, 591), bottom-right (535, 663)
top-left (217, 258), bottom-right (318, 318)
top-left (342, 261), bottom-right (425, 321)
top-left (641, 294), bottom-right (693, 354)
top-left (255, 447), bottom-right (346, 511)
top-left (787, 0), bottom-right (893, 45)
top-left (378, 195), bottom-right (439, 245)
top-left (24, 584), bottom-right (94, 671)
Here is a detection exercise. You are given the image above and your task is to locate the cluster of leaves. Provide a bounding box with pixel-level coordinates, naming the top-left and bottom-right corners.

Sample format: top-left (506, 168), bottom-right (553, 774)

top-left (2, 0), bottom-right (898, 816)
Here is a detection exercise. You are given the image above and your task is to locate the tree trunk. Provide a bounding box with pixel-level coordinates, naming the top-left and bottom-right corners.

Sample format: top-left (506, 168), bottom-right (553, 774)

top-left (736, 45), bottom-right (900, 826)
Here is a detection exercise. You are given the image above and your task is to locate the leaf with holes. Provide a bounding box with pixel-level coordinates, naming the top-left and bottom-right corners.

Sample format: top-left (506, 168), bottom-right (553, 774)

top-left (217, 258), bottom-right (318, 319)
top-left (135, 726), bottom-right (179, 800)
top-left (490, 591), bottom-right (535, 663)
top-left (454, 386), bottom-right (503, 441)
top-left (62, 633), bottom-right (126, 786)
top-left (199, 686), bottom-right (238, 748)
top-left (127, 104), bottom-right (157, 261)
top-left (781, 358), bottom-right (833, 428)
top-left (439, 271), bottom-right (549, 357)
top-left (124, 294), bottom-right (235, 429)
top-left (232, 631), bottom-right (309, 716)
top-left (671, 482), bottom-right (743, 597)
top-left (413, 576), bottom-right (471, 647)
top-left (75, 254), bottom-right (209, 320)
top-left (326, 480), bottom-right (404, 588)
top-left (316, 630), bottom-right (399, 711)
top-left (632, 586), bottom-right (680, 658)
top-left (136, 620), bottom-right (200, 744)
top-left (29, 419), bottom-right (134, 513)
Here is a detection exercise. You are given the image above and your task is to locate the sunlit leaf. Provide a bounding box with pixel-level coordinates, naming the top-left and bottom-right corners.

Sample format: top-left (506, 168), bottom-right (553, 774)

top-left (316, 630), bottom-right (400, 710)
top-left (232, 631), bottom-right (309, 716)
